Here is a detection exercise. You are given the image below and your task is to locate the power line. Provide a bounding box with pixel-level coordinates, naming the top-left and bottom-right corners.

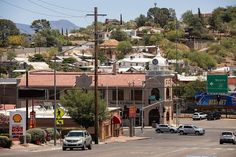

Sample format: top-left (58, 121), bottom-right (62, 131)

top-left (0, 0), bottom-right (85, 18)
top-left (27, 0), bottom-right (85, 18)
top-left (37, 0), bottom-right (92, 13)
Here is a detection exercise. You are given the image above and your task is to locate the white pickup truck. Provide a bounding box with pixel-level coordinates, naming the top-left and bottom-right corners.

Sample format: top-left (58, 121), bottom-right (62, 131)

top-left (192, 112), bottom-right (207, 120)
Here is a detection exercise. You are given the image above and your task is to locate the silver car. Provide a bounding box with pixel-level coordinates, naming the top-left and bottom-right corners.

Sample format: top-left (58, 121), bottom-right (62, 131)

top-left (178, 125), bottom-right (205, 135)
top-left (155, 124), bottom-right (177, 133)
top-left (62, 130), bottom-right (92, 151)
top-left (219, 131), bottom-right (236, 144)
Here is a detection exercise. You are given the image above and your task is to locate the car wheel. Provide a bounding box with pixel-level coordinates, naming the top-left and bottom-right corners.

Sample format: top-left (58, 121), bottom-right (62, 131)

top-left (156, 129), bottom-right (161, 133)
top-left (82, 143), bottom-right (86, 150)
top-left (62, 147), bottom-right (66, 151)
top-left (179, 131), bottom-right (184, 135)
top-left (170, 129), bottom-right (174, 133)
top-left (70, 148), bottom-right (73, 150)
top-left (195, 131), bottom-right (200, 135)
top-left (220, 141), bottom-right (223, 144)
top-left (87, 143), bottom-right (92, 150)
top-left (233, 141), bottom-right (236, 145)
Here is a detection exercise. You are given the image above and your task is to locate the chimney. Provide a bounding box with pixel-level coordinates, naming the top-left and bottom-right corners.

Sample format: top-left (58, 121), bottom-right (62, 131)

top-left (112, 62), bottom-right (117, 75)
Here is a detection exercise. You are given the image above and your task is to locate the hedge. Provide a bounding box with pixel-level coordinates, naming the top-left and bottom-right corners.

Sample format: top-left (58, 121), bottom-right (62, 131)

top-left (19, 133), bottom-right (31, 144)
top-left (0, 136), bottom-right (12, 148)
top-left (45, 128), bottom-right (60, 140)
top-left (27, 128), bottom-right (46, 144)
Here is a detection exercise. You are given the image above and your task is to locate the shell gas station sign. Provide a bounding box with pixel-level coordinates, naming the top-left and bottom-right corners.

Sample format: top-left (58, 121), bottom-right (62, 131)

top-left (9, 111), bottom-right (26, 139)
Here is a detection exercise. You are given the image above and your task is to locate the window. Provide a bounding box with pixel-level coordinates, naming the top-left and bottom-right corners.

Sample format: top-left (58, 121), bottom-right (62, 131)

top-left (131, 90), bottom-right (142, 101)
top-left (112, 89), bottom-right (124, 101)
top-left (49, 89), bottom-right (60, 100)
top-left (98, 89), bottom-right (106, 99)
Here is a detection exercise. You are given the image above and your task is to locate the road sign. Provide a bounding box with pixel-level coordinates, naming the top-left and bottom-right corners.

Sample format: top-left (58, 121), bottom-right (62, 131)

top-left (129, 105), bottom-right (136, 118)
top-left (207, 75), bottom-right (228, 94)
top-left (76, 74), bottom-right (92, 89)
top-left (56, 119), bottom-right (64, 125)
top-left (56, 108), bottom-right (65, 119)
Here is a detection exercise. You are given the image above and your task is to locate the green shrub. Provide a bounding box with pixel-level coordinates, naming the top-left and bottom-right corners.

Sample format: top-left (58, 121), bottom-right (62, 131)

top-left (27, 128), bottom-right (46, 144)
top-left (0, 136), bottom-right (12, 148)
top-left (19, 133), bottom-right (31, 144)
top-left (45, 128), bottom-right (60, 140)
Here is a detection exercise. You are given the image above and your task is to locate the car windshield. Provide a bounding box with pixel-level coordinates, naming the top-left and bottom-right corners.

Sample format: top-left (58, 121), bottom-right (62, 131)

top-left (193, 113), bottom-right (198, 115)
top-left (222, 132), bottom-right (233, 136)
top-left (192, 126), bottom-right (198, 129)
top-left (67, 132), bottom-right (84, 137)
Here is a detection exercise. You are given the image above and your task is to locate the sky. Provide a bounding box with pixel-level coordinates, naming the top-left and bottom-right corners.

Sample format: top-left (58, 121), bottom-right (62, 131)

top-left (0, 0), bottom-right (235, 27)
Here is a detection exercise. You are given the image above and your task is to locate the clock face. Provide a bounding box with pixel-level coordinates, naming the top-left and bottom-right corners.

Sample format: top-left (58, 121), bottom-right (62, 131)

top-left (152, 59), bottom-right (158, 65)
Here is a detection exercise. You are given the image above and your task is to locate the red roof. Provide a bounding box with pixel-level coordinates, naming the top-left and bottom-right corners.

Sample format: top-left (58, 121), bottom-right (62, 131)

top-left (18, 71), bottom-right (145, 88)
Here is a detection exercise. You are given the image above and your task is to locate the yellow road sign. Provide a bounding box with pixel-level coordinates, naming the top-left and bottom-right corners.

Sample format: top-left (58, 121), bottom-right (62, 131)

top-left (56, 119), bottom-right (64, 125)
top-left (56, 108), bottom-right (65, 119)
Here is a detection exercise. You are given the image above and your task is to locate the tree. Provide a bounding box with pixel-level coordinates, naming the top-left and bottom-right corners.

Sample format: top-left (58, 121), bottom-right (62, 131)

top-left (135, 14), bottom-right (148, 27)
top-left (147, 7), bottom-right (175, 28)
top-left (181, 10), bottom-right (207, 38)
top-left (110, 30), bottom-right (128, 41)
top-left (8, 35), bottom-right (28, 47)
top-left (116, 41), bottom-right (132, 59)
top-left (7, 49), bottom-right (16, 61)
top-left (62, 57), bottom-right (77, 64)
top-left (28, 54), bottom-right (45, 62)
top-left (31, 19), bottom-right (51, 33)
top-left (173, 80), bottom-right (206, 101)
top-left (60, 89), bottom-right (109, 129)
top-left (0, 19), bottom-right (19, 47)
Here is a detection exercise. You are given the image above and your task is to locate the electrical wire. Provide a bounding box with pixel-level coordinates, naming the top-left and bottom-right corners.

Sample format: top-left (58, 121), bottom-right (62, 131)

top-left (27, 0), bottom-right (85, 18)
top-left (0, 0), bottom-right (86, 18)
top-left (37, 0), bottom-right (92, 13)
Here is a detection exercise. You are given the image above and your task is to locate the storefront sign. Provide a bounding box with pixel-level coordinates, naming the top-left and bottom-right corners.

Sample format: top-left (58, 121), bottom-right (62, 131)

top-left (9, 111), bottom-right (26, 139)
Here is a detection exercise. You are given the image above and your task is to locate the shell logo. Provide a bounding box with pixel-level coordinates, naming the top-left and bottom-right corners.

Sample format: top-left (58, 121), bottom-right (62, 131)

top-left (13, 114), bottom-right (22, 123)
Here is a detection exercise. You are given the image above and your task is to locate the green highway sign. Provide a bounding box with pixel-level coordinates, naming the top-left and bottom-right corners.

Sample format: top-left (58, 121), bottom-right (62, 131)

top-left (207, 75), bottom-right (228, 94)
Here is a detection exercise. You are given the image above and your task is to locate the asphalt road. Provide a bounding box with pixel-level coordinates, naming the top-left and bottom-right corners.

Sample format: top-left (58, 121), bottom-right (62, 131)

top-left (1, 119), bottom-right (236, 157)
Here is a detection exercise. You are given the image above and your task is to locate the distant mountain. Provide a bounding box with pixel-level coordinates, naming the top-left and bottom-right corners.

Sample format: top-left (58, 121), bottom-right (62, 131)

top-left (50, 19), bottom-right (79, 32)
top-left (16, 19), bottom-right (79, 34)
top-left (15, 23), bottom-right (35, 34)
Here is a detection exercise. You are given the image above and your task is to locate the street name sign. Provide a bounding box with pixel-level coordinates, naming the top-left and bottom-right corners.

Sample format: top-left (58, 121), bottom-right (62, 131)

top-left (207, 75), bottom-right (228, 94)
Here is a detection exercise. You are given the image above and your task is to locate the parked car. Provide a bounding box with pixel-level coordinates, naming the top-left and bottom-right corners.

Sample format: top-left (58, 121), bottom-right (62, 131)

top-left (219, 131), bottom-right (236, 144)
top-left (155, 124), bottom-right (177, 133)
top-left (207, 112), bottom-right (221, 120)
top-left (62, 130), bottom-right (92, 151)
top-left (192, 112), bottom-right (207, 120)
top-left (178, 124), bottom-right (205, 135)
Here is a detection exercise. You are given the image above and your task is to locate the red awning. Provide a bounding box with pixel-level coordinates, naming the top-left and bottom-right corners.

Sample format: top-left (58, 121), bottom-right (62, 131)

top-left (112, 115), bottom-right (121, 124)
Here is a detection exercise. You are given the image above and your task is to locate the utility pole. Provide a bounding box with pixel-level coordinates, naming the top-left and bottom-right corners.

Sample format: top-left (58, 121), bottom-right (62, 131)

top-left (87, 7), bottom-right (106, 145)
top-left (53, 54), bottom-right (57, 146)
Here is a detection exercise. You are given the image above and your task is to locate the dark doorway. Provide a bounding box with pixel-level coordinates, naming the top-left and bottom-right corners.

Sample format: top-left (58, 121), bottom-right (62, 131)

top-left (149, 108), bottom-right (160, 126)
top-left (151, 88), bottom-right (160, 100)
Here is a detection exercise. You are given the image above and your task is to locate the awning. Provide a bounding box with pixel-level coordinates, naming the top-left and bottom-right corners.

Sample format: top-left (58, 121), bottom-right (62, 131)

top-left (112, 115), bottom-right (121, 124)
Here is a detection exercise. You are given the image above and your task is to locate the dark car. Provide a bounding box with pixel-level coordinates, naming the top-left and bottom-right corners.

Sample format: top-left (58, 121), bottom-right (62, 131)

top-left (207, 112), bottom-right (221, 120)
